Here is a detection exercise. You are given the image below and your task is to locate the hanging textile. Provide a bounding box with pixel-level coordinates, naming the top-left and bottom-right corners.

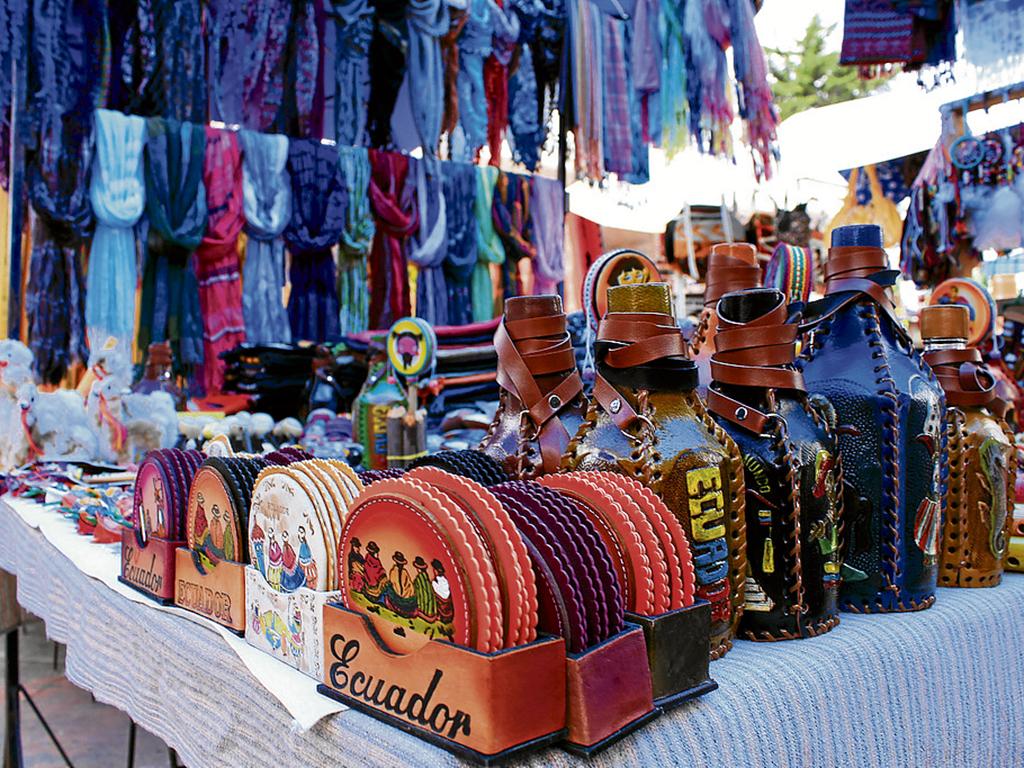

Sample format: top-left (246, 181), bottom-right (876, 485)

top-left (601, 14), bottom-right (634, 179)
top-left (408, 157), bottom-right (449, 325)
top-left (683, 0), bottom-right (732, 157)
top-left (440, 3), bottom-right (470, 137)
top-left (962, 0), bottom-right (1024, 74)
top-left (530, 176), bottom-right (564, 296)
top-left (632, 0), bottom-right (660, 144)
top-left (145, 0), bottom-right (206, 121)
top-left (338, 146), bottom-right (376, 336)
top-left (285, 140), bottom-right (347, 342)
top-left (528, 0), bottom-right (564, 127)
top-left (443, 161), bottom-right (478, 326)
top-left (507, 9), bottom-right (542, 171)
top-left (456, 0), bottom-right (492, 158)
top-left (0, 0), bottom-right (26, 188)
top-left (407, 0), bottom-right (450, 153)
top-left (206, 0), bottom-right (250, 124)
top-left (298, 0), bottom-right (328, 138)
top-left (840, 0), bottom-right (924, 70)
top-left (484, 0), bottom-right (520, 163)
top-left (567, 0), bottom-right (604, 179)
top-left (368, 1), bottom-right (411, 147)
top-left (332, 0), bottom-right (374, 146)
top-left (113, 0), bottom-right (158, 116)
top-left (368, 149), bottom-right (418, 328)
top-left (472, 164), bottom-right (504, 321)
top-left (25, 0), bottom-right (103, 383)
top-left (660, 0), bottom-right (688, 156)
top-left (240, 130), bottom-right (292, 345)
top-left (87, 110), bottom-right (147, 354)
top-left (139, 118), bottom-right (207, 371)
top-left (195, 128), bottom-right (246, 394)
top-left (492, 170), bottom-right (534, 301)
top-left (730, 0), bottom-right (777, 180)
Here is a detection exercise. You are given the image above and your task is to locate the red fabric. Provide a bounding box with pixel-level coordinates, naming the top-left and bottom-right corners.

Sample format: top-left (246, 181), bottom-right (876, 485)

top-left (484, 4), bottom-right (509, 166)
top-left (368, 149), bottom-right (419, 329)
top-left (195, 128), bottom-right (246, 395)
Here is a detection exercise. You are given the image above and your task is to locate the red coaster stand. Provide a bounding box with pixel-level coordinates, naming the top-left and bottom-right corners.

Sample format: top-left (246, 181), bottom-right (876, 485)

top-left (173, 547), bottom-right (247, 634)
top-left (561, 624), bottom-right (659, 756)
top-left (626, 599), bottom-right (718, 710)
top-left (316, 603), bottom-right (567, 765)
top-left (118, 527), bottom-right (181, 604)
top-left (1008, 513), bottom-right (1024, 573)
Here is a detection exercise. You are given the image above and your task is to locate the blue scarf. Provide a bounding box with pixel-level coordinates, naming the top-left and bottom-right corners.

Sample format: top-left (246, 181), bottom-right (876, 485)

top-left (87, 109), bottom-right (147, 354)
top-left (240, 130), bottom-right (292, 344)
top-left (331, 0), bottom-right (374, 146)
top-left (455, 0), bottom-right (492, 158)
top-left (338, 146), bottom-right (375, 336)
top-left (408, 157), bottom-right (449, 326)
top-left (443, 161), bottom-right (478, 326)
top-left (407, 0), bottom-right (449, 152)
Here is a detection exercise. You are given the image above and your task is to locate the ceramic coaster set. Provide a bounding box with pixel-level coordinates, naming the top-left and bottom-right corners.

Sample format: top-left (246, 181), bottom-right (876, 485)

top-left (244, 459), bottom-right (364, 677)
top-left (320, 464), bottom-right (714, 760)
top-left (120, 448), bottom-right (206, 602)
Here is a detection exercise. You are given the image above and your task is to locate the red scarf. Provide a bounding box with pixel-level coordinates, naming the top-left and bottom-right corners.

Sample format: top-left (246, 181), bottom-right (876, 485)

top-left (368, 150), bottom-right (419, 329)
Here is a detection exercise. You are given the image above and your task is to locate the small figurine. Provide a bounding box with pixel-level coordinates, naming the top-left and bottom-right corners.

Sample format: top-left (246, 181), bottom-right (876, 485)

top-left (17, 382), bottom-right (99, 463)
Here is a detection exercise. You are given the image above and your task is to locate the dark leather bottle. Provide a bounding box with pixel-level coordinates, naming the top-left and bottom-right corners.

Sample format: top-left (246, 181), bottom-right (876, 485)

top-left (708, 288), bottom-right (841, 640)
top-left (799, 224), bottom-right (944, 613)
top-left (479, 295), bottom-right (588, 479)
top-left (690, 242), bottom-right (762, 394)
top-left (562, 282), bottom-right (747, 658)
top-left (921, 304), bottom-right (1015, 587)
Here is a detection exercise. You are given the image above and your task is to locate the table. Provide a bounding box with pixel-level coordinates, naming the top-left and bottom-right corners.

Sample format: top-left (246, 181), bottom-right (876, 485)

top-left (1, 495), bottom-right (1022, 767)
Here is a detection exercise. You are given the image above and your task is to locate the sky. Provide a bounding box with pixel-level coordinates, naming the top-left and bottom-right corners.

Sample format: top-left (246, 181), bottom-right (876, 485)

top-left (754, 0), bottom-right (844, 53)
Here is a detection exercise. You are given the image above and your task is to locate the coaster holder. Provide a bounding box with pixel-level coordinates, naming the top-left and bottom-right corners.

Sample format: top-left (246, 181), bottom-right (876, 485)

top-left (173, 547), bottom-right (247, 634)
top-left (560, 623), bottom-right (659, 756)
top-left (118, 527), bottom-right (181, 604)
top-left (317, 603), bottom-right (567, 765)
top-left (626, 599), bottom-right (718, 710)
top-left (244, 566), bottom-right (340, 680)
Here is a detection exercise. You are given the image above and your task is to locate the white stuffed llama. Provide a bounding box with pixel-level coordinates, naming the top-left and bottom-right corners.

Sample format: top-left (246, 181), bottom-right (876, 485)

top-left (16, 382), bottom-right (99, 463)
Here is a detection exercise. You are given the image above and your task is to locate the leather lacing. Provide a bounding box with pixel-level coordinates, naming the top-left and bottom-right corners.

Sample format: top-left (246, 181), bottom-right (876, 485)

top-left (923, 347), bottom-right (1007, 417)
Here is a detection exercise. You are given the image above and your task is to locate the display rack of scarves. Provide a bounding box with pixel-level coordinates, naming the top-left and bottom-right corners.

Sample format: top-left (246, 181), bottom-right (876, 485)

top-left (138, 118), bottom-right (207, 372)
top-left (472, 164), bottom-right (504, 321)
top-left (455, 0), bottom-right (492, 159)
top-left (338, 146), bottom-right (375, 336)
top-left (87, 110), bottom-right (147, 355)
top-left (194, 128), bottom-right (246, 394)
top-left (368, 0), bottom-right (411, 147)
top-left (285, 140), bottom-right (347, 342)
top-left (368, 149), bottom-right (417, 329)
top-left (25, 126), bottom-right (93, 385)
top-left (484, 0), bottom-right (519, 164)
top-left (332, 0), bottom-right (374, 147)
top-left (492, 170), bottom-right (534, 301)
top-left (408, 157), bottom-right (449, 325)
top-left (443, 161), bottom-right (478, 326)
top-left (240, 130), bottom-right (292, 344)
top-left (530, 176), bottom-right (564, 296)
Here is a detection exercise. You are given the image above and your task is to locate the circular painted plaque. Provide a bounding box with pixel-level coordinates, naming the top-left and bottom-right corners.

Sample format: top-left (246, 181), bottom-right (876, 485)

top-left (386, 317), bottom-right (437, 381)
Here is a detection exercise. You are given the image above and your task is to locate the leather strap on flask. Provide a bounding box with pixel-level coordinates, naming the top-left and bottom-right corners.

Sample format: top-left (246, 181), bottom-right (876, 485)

top-left (494, 312), bottom-right (584, 473)
top-left (923, 347), bottom-right (1007, 417)
top-left (705, 245), bottom-right (762, 307)
top-left (708, 290), bottom-right (805, 434)
top-left (820, 245), bottom-right (901, 325)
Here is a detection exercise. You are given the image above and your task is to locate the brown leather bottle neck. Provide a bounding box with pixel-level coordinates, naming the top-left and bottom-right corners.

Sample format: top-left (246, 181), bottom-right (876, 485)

top-left (704, 250), bottom-right (762, 306)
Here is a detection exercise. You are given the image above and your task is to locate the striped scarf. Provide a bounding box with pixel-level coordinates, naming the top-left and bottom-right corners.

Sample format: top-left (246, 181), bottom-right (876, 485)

top-left (472, 165), bottom-right (504, 321)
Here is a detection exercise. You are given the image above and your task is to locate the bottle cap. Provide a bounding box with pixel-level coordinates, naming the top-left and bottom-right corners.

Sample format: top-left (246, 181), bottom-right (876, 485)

top-left (831, 224), bottom-right (882, 248)
top-left (710, 242), bottom-right (757, 265)
top-left (920, 304), bottom-right (969, 342)
top-left (607, 283), bottom-right (673, 315)
top-left (504, 295), bottom-right (563, 322)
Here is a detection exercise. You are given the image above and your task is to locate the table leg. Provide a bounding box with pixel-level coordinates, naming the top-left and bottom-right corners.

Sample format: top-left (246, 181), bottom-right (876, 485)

top-left (4, 630), bottom-right (22, 768)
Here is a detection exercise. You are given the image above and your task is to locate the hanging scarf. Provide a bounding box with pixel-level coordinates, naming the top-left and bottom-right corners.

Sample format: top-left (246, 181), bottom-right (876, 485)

top-left (408, 157), bottom-right (449, 325)
top-left (601, 14), bottom-right (633, 178)
top-left (368, 0), bottom-right (411, 147)
top-left (139, 118), bottom-right (207, 372)
top-left (240, 130), bottom-right (292, 345)
top-left (530, 176), bottom-right (563, 296)
top-left (443, 161), bottom-right (478, 326)
top-left (407, 0), bottom-right (449, 153)
top-left (683, 0), bottom-right (733, 156)
top-left (338, 146), bottom-right (376, 336)
top-left (568, 0), bottom-right (604, 179)
top-left (144, 0), bottom-right (206, 121)
top-left (332, 0), bottom-right (374, 146)
top-left (195, 128), bottom-right (246, 395)
top-left (206, 0), bottom-right (250, 124)
top-left (87, 110), bottom-right (147, 354)
top-left (660, 0), bottom-right (688, 156)
top-left (729, 0), bottom-right (777, 180)
top-left (492, 171), bottom-right (535, 300)
top-left (508, 6), bottom-right (542, 170)
top-left (368, 149), bottom-right (418, 328)
top-left (0, 0), bottom-right (26, 188)
top-left (297, 0), bottom-right (328, 138)
top-left (456, 0), bottom-right (492, 158)
top-left (440, 3), bottom-right (470, 137)
top-left (115, 0), bottom-right (158, 116)
top-left (484, 0), bottom-right (520, 163)
top-left (472, 165), bottom-right (505, 321)
top-left (285, 140), bottom-right (347, 342)
top-left (632, 0), bottom-right (661, 144)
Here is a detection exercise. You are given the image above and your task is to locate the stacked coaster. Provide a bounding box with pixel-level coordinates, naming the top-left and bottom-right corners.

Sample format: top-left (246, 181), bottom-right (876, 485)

top-left (249, 459), bottom-right (364, 592)
top-left (264, 447), bottom-right (316, 465)
top-left (409, 449), bottom-right (510, 486)
top-left (339, 469), bottom-right (629, 654)
top-left (133, 449), bottom-right (206, 544)
top-left (358, 468), bottom-right (406, 484)
top-left (538, 473), bottom-right (696, 615)
top-left (186, 456), bottom-right (272, 564)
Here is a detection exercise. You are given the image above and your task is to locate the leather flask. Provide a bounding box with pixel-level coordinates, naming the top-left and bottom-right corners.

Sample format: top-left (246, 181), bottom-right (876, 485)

top-left (562, 282), bottom-right (747, 658)
top-left (479, 295), bottom-right (587, 478)
top-left (708, 288), bottom-right (842, 640)
top-left (690, 242), bottom-right (762, 393)
top-left (921, 304), bottom-right (1015, 587)
top-left (799, 224), bottom-right (944, 613)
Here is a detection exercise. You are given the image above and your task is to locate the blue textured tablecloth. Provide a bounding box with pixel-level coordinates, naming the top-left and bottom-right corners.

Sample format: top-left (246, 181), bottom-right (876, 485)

top-left (2, 491), bottom-right (1022, 767)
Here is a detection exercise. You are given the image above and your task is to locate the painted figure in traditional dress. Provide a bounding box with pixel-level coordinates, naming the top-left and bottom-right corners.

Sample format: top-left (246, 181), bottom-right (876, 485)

top-left (251, 521), bottom-right (266, 575)
top-left (153, 478), bottom-right (166, 537)
top-left (385, 551), bottom-right (417, 617)
top-left (267, 529), bottom-right (283, 591)
top-left (281, 530), bottom-right (306, 592)
top-left (209, 504), bottom-right (226, 557)
top-left (363, 541), bottom-right (387, 600)
top-left (193, 491), bottom-right (208, 547)
top-left (432, 559), bottom-right (454, 624)
top-left (348, 537), bottom-right (366, 592)
top-left (413, 556), bottom-right (437, 620)
top-left (297, 525), bottom-right (317, 588)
